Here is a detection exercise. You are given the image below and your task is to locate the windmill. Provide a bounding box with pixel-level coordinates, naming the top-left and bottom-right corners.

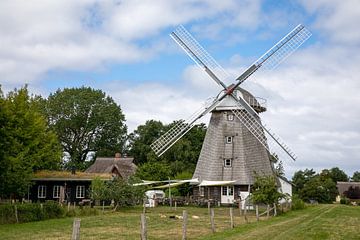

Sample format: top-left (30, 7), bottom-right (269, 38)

top-left (151, 25), bottom-right (311, 204)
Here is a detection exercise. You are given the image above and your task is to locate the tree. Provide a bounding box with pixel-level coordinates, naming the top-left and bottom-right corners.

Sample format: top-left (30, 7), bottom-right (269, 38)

top-left (135, 162), bottom-right (171, 181)
top-left (327, 167), bottom-right (348, 183)
top-left (300, 174), bottom-right (337, 203)
top-left (44, 87), bottom-right (127, 169)
top-left (251, 174), bottom-right (283, 205)
top-left (351, 171), bottom-right (360, 182)
top-left (292, 169), bottom-right (316, 194)
top-left (89, 177), bottom-right (108, 205)
top-left (0, 87), bottom-right (62, 198)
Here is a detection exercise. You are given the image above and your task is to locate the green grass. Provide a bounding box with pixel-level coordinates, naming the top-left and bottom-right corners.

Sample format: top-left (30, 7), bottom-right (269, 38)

top-left (0, 204), bottom-right (359, 239)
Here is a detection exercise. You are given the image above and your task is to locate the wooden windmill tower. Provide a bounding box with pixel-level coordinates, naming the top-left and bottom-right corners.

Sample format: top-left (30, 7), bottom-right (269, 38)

top-left (151, 25), bottom-right (311, 204)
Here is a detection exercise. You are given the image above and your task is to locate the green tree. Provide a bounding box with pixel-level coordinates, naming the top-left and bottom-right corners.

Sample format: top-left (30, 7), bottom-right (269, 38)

top-left (352, 171), bottom-right (360, 182)
top-left (135, 162), bottom-right (171, 181)
top-left (327, 167), bottom-right (348, 183)
top-left (89, 177), bottom-right (108, 205)
top-left (251, 174), bottom-right (283, 205)
top-left (107, 177), bottom-right (145, 210)
top-left (300, 174), bottom-right (337, 203)
top-left (292, 169), bottom-right (316, 194)
top-left (44, 87), bottom-right (127, 169)
top-left (0, 87), bottom-right (62, 198)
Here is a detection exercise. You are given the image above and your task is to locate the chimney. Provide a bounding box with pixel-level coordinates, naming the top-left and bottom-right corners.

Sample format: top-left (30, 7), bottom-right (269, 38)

top-left (115, 153), bottom-right (121, 159)
top-left (71, 166), bottom-right (76, 175)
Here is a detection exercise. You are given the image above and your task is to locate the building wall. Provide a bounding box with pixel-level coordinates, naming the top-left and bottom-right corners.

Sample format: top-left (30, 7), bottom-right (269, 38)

top-left (30, 180), bottom-right (91, 204)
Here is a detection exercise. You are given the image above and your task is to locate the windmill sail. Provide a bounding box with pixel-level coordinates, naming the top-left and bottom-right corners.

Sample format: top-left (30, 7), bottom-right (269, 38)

top-left (151, 97), bottom-right (223, 156)
top-left (152, 24), bottom-right (311, 161)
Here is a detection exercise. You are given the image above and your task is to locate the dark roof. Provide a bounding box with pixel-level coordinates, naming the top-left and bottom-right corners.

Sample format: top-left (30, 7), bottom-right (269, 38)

top-left (85, 156), bottom-right (137, 180)
top-left (337, 181), bottom-right (360, 195)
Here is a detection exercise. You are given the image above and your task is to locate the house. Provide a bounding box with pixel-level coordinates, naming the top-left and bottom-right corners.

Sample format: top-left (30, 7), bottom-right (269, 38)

top-left (337, 181), bottom-right (360, 200)
top-left (30, 153), bottom-right (137, 203)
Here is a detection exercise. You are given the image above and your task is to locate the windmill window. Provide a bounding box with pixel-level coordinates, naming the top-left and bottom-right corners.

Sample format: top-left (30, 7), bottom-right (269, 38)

top-left (226, 136), bottom-right (233, 144)
top-left (224, 158), bottom-right (232, 167)
top-left (76, 185), bottom-right (85, 199)
top-left (227, 114), bottom-right (234, 121)
top-left (38, 185), bottom-right (46, 198)
top-left (53, 185), bottom-right (61, 198)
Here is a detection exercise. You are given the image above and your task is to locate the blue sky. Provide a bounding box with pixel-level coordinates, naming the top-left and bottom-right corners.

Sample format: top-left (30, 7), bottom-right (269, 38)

top-left (1, 0), bottom-right (359, 178)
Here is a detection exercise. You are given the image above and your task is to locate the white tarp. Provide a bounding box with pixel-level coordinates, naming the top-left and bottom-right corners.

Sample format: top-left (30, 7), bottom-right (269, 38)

top-left (198, 180), bottom-right (236, 186)
top-left (133, 178), bottom-right (199, 187)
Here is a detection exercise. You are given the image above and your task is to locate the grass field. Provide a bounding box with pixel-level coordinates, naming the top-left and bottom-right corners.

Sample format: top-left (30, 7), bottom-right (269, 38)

top-left (0, 204), bottom-right (359, 239)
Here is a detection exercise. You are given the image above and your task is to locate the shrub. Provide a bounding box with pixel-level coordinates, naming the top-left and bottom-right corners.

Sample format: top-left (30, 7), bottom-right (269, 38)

top-left (340, 197), bottom-right (350, 205)
top-left (291, 195), bottom-right (306, 210)
top-left (43, 201), bottom-right (65, 219)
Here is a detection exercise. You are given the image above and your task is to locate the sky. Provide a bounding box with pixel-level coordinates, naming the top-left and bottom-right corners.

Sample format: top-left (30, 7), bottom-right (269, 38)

top-left (1, 0), bottom-right (359, 178)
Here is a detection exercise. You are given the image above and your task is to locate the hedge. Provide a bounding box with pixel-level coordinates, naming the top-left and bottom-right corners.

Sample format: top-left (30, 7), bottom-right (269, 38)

top-left (0, 201), bottom-right (65, 224)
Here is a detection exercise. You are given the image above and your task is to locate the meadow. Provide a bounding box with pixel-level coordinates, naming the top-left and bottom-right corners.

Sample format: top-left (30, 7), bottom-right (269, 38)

top-left (0, 204), bottom-right (359, 239)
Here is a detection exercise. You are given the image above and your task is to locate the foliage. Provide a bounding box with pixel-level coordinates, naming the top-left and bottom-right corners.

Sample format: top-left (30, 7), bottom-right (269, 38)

top-left (89, 177), bottom-right (108, 203)
top-left (321, 167), bottom-right (348, 183)
top-left (291, 195), bottom-right (306, 210)
top-left (270, 153), bottom-right (285, 177)
top-left (0, 86), bottom-right (62, 198)
top-left (299, 174), bottom-right (338, 203)
top-left (344, 186), bottom-right (360, 199)
top-left (174, 171), bottom-right (193, 196)
top-left (251, 174), bottom-right (283, 205)
top-left (135, 161), bottom-right (171, 181)
top-left (292, 168), bottom-right (316, 195)
top-left (0, 201), bottom-right (64, 224)
top-left (106, 177), bottom-right (145, 210)
top-left (43, 87), bottom-right (127, 170)
top-left (128, 120), bottom-right (206, 178)
top-left (351, 171), bottom-right (360, 182)
top-left (340, 197), bottom-right (351, 205)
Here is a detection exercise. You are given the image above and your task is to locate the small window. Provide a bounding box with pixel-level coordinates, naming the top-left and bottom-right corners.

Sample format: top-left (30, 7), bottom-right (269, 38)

top-left (225, 136), bottom-right (233, 144)
top-left (228, 187), bottom-right (234, 196)
top-left (76, 185), bottom-right (85, 199)
top-left (38, 185), bottom-right (46, 198)
top-left (224, 158), bottom-right (232, 167)
top-left (199, 187), bottom-right (204, 197)
top-left (53, 185), bottom-right (60, 198)
top-left (222, 187), bottom-right (227, 196)
top-left (227, 114), bottom-right (234, 121)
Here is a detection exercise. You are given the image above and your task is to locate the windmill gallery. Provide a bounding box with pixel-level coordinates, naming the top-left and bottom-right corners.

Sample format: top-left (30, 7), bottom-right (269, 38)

top-left (150, 25), bottom-right (311, 205)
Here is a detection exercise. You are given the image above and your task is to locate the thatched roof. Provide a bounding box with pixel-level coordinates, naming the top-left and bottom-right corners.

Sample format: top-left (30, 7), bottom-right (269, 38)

top-left (33, 170), bottom-right (112, 181)
top-left (337, 181), bottom-right (360, 195)
top-left (85, 154), bottom-right (137, 180)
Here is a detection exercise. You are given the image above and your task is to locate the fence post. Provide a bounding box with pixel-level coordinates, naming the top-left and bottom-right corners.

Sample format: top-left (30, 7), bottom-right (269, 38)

top-left (102, 200), bottom-right (105, 214)
top-left (230, 207), bottom-right (234, 229)
top-left (71, 218), bottom-right (81, 240)
top-left (14, 205), bottom-right (19, 223)
top-left (140, 213), bottom-right (147, 240)
top-left (210, 208), bottom-right (215, 233)
top-left (266, 204), bottom-right (270, 219)
top-left (207, 201), bottom-right (211, 215)
top-left (182, 210), bottom-right (187, 240)
top-left (175, 201), bottom-right (177, 211)
top-left (68, 202), bottom-right (70, 212)
top-left (273, 203), bottom-right (277, 216)
top-left (244, 201), bottom-right (248, 223)
top-left (238, 200), bottom-right (242, 216)
top-left (256, 205), bottom-right (259, 222)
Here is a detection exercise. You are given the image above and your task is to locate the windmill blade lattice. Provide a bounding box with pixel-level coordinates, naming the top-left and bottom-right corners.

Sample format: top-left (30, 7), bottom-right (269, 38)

top-left (236, 24), bottom-right (312, 83)
top-left (151, 97), bottom-right (223, 156)
top-left (171, 25), bottom-right (229, 88)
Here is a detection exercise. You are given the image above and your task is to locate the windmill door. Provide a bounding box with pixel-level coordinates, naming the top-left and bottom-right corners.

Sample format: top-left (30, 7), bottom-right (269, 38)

top-left (221, 186), bottom-right (234, 204)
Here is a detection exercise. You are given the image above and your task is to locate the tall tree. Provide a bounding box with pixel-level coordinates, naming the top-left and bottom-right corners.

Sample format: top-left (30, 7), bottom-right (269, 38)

top-left (292, 168), bottom-right (316, 194)
top-left (352, 171), bottom-right (360, 182)
top-left (0, 87), bottom-right (62, 198)
top-left (326, 167), bottom-right (348, 183)
top-left (44, 87), bottom-right (127, 169)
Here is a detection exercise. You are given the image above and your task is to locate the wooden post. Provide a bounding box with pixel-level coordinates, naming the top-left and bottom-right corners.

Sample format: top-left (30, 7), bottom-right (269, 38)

top-left (140, 213), bottom-right (147, 240)
top-left (238, 200), bottom-right (242, 216)
top-left (14, 205), bottom-right (19, 223)
top-left (67, 202), bottom-right (70, 211)
top-left (71, 218), bottom-right (81, 240)
top-left (182, 210), bottom-right (187, 240)
top-left (102, 200), bottom-right (105, 214)
top-left (73, 202), bottom-right (76, 210)
top-left (175, 201), bottom-right (177, 211)
top-left (230, 207), bottom-right (234, 229)
top-left (207, 201), bottom-right (211, 215)
top-left (244, 201), bottom-right (248, 223)
top-left (266, 204), bottom-right (270, 219)
top-left (210, 208), bottom-right (215, 233)
top-left (256, 204), bottom-right (259, 222)
top-left (40, 203), bottom-right (43, 209)
top-left (273, 203), bottom-right (277, 216)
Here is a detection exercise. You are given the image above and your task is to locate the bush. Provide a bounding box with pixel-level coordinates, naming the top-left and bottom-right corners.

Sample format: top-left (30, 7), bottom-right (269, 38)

top-left (340, 197), bottom-right (350, 205)
top-left (291, 195), bottom-right (306, 210)
top-left (43, 201), bottom-right (65, 219)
